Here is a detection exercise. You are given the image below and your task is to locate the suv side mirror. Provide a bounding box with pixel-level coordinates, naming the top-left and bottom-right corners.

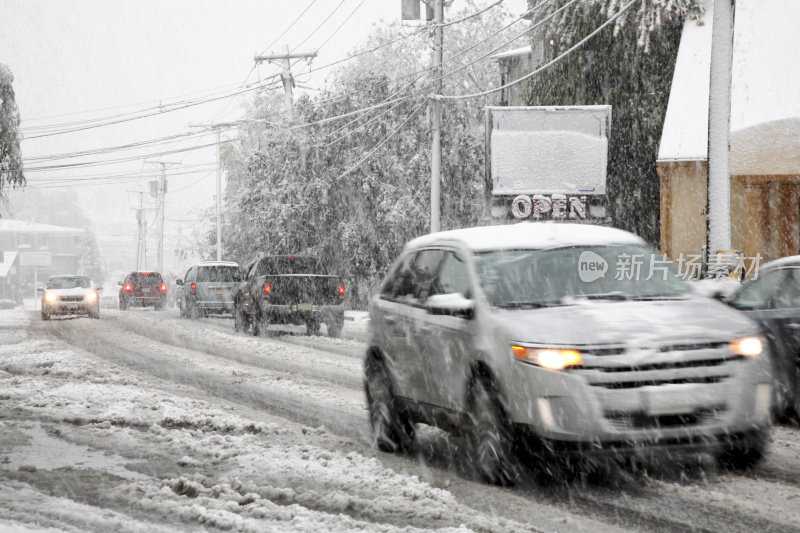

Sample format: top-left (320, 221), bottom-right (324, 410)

top-left (117, 281), bottom-right (123, 286)
top-left (175, 279), bottom-right (184, 286)
top-left (425, 294), bottom-right (475, 319)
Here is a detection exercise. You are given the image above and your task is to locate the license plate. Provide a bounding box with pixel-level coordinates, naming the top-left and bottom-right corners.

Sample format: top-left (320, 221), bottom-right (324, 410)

top-left (642, 386), bottom-right (697, 415)
top-left (214, 288), bottom-right (224, 295)
top-left (297, 303), bottom-right (312, 311)
top-left (142, 288), bottom-right (151, 294)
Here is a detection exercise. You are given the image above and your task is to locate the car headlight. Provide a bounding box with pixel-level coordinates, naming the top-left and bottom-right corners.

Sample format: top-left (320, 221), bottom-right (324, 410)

top-left (511, 345), bottom-right (583, 370)
top-left (84, 291), bottom-right (98, 302)
top-left (44, 292), bottom-right (58, 303)
top-left (729, 336), bottom-right (763, 357)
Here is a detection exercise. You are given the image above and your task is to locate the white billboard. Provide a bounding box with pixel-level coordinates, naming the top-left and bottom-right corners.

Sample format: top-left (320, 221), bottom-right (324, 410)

top-left (486, 105), bottom-right (611, 196)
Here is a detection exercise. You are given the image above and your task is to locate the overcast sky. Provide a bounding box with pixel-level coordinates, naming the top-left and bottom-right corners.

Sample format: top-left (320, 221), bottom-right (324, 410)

top-left (1, 0), bottom-right (527, 273)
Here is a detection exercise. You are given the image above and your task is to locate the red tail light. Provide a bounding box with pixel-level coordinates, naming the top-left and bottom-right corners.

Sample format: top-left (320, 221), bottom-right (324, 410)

top-left (190, 283), bottom-right (196, 296)
top-left (124, 283), bottom-right (132, 292)
top-left (160, 283), bottom-right (167, 293)
top-left (262, 281), bottom-right (271, 298)
top-left (338, 282), bottom-right (345, 299)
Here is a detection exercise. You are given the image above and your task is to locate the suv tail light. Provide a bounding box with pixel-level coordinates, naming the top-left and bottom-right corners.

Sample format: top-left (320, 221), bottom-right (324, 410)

top-left (262, 281), bottom-right (271, 298)
top-left (160, 283), bottom-right (167, 293)
top-left (124, 283), bottom-right (132, 292)
top-left (190, 283), bottom-right (196, 296)
top-left (338, 282), bottom-right (345, 299)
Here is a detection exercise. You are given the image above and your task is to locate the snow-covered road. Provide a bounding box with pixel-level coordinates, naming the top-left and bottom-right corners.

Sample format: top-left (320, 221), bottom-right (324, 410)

top-left (2, 307), bottom-right (800, 532)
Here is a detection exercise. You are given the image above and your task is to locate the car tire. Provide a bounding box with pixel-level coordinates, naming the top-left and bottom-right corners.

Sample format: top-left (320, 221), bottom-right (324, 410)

top-left (306, 320), bottom-right (321, 336)
top-left (233, 305), bottom-right (248, 333)
top-left (466, 377), bottom-right (519, 486)
top-left (188, 303), bottom-right (199, 319)
top-left (716, 429), bottom-right (768, 471)
top-left (252, 312), bottom-right (269, 336)
top-left (327, 320), bottom-right (343, 338)
top-left (364, 354), bottom-right (415, 453)
top-left (790, 364), bottom-right (800, 423)
top-left (155, 300), bottom-right (165, 311)
top-left (41, 310), bottom-right (50, 321)
top-left (89, 307), bottom-right (100, 319)
top-left (119, 299), bottom-right (129, 311)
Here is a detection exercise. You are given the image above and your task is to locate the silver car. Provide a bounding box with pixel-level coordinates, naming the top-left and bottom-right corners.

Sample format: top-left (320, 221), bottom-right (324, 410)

top-left (176, 261), bottom-right (241, 318)
top-left (365, 223), bottom-right (772, 484)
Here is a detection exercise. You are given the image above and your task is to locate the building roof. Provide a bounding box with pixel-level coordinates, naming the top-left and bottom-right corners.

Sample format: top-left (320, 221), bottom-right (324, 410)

top-left (658, 0), bottom-right (800, 170)
top-left (0, 219), bottom-right (85, 234)
top-left (657, 0), bottom-right (713, 162)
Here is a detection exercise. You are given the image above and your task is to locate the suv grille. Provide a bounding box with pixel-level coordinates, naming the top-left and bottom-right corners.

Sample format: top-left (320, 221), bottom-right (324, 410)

top-left (605, 407), bottom-right (724, 430)
top-left (573, 341), bottom-right (740, 390)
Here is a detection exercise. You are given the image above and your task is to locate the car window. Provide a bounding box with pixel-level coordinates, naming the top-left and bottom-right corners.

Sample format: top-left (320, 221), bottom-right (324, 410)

top-left (474, 245), bottom-right (690, 307)
top-left (770, 269), bottom-right (800, 309)
top-left (196, 265), bottom-right (239, 282)
top-left (47, 276), bottom-right (91, 289)
top-left (429, 251), bottom-right (471, 298)
top-left (129, 272), bottom-right (163, 285)
top-left (184, 268), bottom-right (193, 282)
top-left (728, 269), bottom-right (786, 310)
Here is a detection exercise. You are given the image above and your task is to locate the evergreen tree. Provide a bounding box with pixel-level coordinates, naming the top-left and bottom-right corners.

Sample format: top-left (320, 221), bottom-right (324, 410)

top-left (525, 0), bottom-right (700, 244)
top-left (0, 63), bottom-right (25, 199)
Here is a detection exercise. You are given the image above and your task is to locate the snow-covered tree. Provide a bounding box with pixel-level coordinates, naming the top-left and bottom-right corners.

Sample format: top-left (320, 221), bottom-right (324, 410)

top-left (222, 4), bottom-right (526, 305)
top-left (78, 230), bottom-right (104, 284)
top-left (525, 0), bottom-right (695, 244)
top-left (0, 63), bottom-right (25, 199)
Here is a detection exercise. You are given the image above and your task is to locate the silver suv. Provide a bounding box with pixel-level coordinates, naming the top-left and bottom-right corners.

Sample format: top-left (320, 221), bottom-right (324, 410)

top-left (365, 223), bottom-right (772, 484)
top-left (176, 261), bottom-right (241, 318)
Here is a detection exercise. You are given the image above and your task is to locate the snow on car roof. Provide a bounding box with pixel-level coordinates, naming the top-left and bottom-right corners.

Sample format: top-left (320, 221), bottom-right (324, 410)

top-left (407, 222), bottom-right (645, 252)
top-left (197, 261), bottom-right (239, 266)
top-left (757, 254), bottom-right (800, 273)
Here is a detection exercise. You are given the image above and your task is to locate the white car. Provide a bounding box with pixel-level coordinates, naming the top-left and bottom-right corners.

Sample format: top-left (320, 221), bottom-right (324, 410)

top-left (40, 275), bottom-right (101, 320)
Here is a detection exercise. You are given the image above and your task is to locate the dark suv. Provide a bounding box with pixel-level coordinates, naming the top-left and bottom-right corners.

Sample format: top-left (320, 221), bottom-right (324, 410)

top-left (118, 271), bottom-right (167, 310)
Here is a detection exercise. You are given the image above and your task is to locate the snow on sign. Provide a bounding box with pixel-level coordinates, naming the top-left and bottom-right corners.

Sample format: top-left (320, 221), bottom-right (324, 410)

top-left (485, 106), bottom-right (611, 221)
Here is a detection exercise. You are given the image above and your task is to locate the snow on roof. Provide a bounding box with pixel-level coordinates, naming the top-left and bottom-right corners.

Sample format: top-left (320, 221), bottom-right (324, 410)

top-left (491, 45), bottom-right (532, 60)
top-left (197, 260), bottom-right (239, 266)
top-left (0, 219), bottom-right (85, 234)
top-left (407, 222), bottom-right (645, 252)
top-left (730, 117), bottom-right (800, 175)
top-left (730, 0), bottom-right (800, 132)
top-left (659, 0), bottom-right (800, 163)
top-left (657, 0), bottom-right (713, 162)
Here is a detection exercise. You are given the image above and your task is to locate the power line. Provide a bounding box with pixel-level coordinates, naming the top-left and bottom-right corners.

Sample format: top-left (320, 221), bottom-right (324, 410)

top-left (437, 0), bottom-right (640, 100)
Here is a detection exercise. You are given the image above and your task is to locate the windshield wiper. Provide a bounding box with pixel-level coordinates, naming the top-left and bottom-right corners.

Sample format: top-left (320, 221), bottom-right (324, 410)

top-left (581, 291), bottom-right (630, 301)
top-left (497, 300), bottom-right (562, 309)
top-left (630, 293), bottom-right (688, 301)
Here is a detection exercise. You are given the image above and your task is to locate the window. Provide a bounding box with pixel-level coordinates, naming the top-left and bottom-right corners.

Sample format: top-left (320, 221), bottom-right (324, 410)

top-left (729, 270), bottom-right (786, 311)
top-left (429, 251), bottom-right (471, 298)
top-left (195, 265), bottom-right (240, 283)
top-left (772, 269), bottom-right (800, 309)
top-left (380, 249), bottom-right (446, 304)
top-left (17, 233), bottom-right (32, 248)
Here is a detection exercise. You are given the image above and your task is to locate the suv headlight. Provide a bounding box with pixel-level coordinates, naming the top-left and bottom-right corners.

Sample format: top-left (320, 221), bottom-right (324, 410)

top-left (84, 291), bottom-right (98, 302)
top-left (511, 345), bottom-right (583, 370)
top-left (44, 292), bottom-right (58, 303)
top-left (729, 335), bottom-right (763, 357)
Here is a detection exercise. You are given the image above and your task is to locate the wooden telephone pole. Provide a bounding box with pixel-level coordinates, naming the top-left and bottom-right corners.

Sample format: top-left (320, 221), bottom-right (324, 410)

top-left (254, 46), bottom-right (317, 120)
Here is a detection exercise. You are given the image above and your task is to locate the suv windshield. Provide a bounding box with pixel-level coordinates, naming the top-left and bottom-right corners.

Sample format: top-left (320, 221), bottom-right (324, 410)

top-left (475, 245), bottom-right (690, 307)
top-left (128, 272), bottom-right (163, 285)
top-left (48, 276), bottom-right (91, 289)
top-left (196, 265), bottom-right (239, 282)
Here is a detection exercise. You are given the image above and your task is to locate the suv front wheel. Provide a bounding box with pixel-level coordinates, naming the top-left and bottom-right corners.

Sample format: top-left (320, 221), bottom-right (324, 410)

top-left (364, 354), bottom-right (415, 453)
top-left (467, 377), bottom-right (519, 486)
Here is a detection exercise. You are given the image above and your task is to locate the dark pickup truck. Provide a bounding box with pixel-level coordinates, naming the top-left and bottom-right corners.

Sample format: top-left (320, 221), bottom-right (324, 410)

top-left (233, 255), bottom-right (346, 337)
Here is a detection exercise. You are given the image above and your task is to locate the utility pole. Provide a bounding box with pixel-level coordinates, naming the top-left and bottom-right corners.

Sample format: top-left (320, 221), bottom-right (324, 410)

top-left (136, 192), bottom-right (145, 270)
top-left (145, 160), bottom-right (179, 274)
top-left (190, 122), bottom-right (239, 261)
top-left (429, 0), bottom-right (444, 233)
top-left (254, 46), bottom-right (317, 120)
top-left (707, 0), bottom-right (735, 257)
